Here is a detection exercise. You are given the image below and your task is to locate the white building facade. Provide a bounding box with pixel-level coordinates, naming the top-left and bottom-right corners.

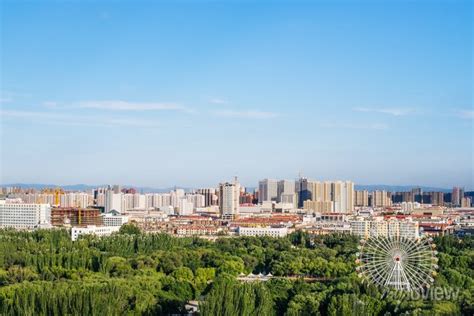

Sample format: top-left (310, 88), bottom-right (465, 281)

top-left (71, 225), bottom-right (121, 241)
top-left (219, 179), bottom-right (240, 219)
top-left (0, 201), bottom-right (52, 229)
top-left (238, 226), bottom-right (288, 238)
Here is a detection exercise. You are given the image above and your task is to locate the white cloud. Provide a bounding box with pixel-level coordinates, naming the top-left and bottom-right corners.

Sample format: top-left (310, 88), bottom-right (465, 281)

top-left (457, 110), bottom-right (473, 119)
top-left (0, 109), bottom-right (159, 128)
top-left (322, 122), bottom-right (389, 130)
top-left (210, 98), bottom-right (228, 105)
top-left (77, 100), bottom-right (187, 111)
top-left (42, 101), bottom-right (59, 108)
top-left (354, 107), bottom-right (415, 116)
top-left (213, 110), bottom-right (279, 119)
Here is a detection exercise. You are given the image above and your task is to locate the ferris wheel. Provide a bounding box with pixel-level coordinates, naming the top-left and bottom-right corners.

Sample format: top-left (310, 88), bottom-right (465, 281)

top-left (355, 236), bottom-right (438, 291)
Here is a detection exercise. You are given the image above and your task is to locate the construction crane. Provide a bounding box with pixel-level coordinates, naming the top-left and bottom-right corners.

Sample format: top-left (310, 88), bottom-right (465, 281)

top-left (54, 188), bottom-right (61, 206)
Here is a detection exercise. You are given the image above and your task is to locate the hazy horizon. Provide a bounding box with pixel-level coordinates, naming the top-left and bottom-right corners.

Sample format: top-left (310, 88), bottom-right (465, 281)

top-left (0, 181), bottom-right (469, 192)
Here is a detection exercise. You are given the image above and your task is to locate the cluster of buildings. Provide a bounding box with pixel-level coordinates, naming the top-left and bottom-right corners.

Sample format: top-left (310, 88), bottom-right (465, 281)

top-left (1, 179), bottom-right (472, 240)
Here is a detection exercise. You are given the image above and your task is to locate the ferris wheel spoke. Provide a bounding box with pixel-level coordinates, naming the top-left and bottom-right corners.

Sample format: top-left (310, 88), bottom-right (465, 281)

top-left (403, 262), bottom-right (432, 289)
top-left (406, 250), bottom-right (434, 259)
top-left (369, 237), bottom-right (393, 253)
top-left (405, 259), bottom-right (434, 280)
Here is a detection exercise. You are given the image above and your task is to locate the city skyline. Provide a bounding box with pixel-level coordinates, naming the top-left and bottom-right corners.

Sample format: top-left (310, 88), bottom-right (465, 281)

top-left (1, 1), bottom-right (472, 188)
top-left (0, 179), bottom-right (470, 193)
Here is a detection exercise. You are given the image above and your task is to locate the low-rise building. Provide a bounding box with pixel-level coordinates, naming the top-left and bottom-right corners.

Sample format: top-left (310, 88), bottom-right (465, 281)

top-left (71, 225), bottom-right (121, 241)
top-left (350, 218), bottom-right (419, 239)
top-left (102, 210), bottom-right (129, 226)
top-left (0, 201), bottom-right (52, 229)
top-left (175, 225), bottom-right (219, 236)
top-left (305, 222), bottom-right (351, 235)
top-left (238, 226), bottom-right (288, 238)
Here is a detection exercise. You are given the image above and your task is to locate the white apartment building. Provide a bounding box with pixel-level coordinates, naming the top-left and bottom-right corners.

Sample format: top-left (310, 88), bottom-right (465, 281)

top-left (350, 220), bottom-right (369, 237)
top-left (121, 194), bottom-right (134, 211)
top-left (71, 225), bottom-right (121, 241)
top-left (178, 199), bottom-right (194, 216)
top-left (280, 193), bottom-right (297, 207)
top-left (350, 218), bottom-right (419, 239)
top-left (145, 193), bottom-right (172, 209)
top-left (296, 179), bottom-right (355, 213)
top-left (186, 194), bottom-right (205, 209)
top-left (238, 226), bottom-right (288, 238)
top-left (101, 211), bottom-right (129, 226)
top-left (400, 202), bottom-right (421, 213)
top-left (0, 201), bottom-right (52, 229)
top-left (171, 189), bottom-right (185, 208)
top-left (396, 220), bottom-right (419, 238)
top-left (96, 193), bottom-right (106, 207)
top-left (371, 191), bottom-right (392, 207)
top-left (105, 190), bottom-right (122, 213)
top-left (219, 178), bottom-right (240, 219)
top-left (134, 194), bottom-right (146, 209)
top-left (331, 181), bottom-right (354, 213)
top-left (196, 188), bottom-right (217, 207)
top-left (60, 193), bottom-right (92, 208)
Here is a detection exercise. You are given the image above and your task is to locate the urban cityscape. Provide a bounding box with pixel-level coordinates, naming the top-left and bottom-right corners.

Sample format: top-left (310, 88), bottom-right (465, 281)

top-left (1, 0), bottom-right (472, 315)
top-left (0, 179), bottom-right (473, 241)
top-left (0, 178), bottom-right (473, 314)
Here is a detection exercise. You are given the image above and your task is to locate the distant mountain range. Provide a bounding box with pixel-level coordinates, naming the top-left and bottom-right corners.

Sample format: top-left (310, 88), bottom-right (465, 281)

top-left (0, 183), bottom-right (190, 193)
top-left (354, 185), bottom-right (453, 193)
top-left (1, 183), bottom-right (455, 193)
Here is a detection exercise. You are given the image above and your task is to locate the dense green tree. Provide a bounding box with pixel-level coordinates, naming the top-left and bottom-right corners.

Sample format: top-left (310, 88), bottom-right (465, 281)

top-left (0, 229), bottom-right (471, 315)
top-left (119, 223), bottom-right (141, 235)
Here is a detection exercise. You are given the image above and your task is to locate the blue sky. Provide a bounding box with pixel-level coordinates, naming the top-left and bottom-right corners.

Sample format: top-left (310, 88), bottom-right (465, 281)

top-left (1, 0), bottom-right (472, 189)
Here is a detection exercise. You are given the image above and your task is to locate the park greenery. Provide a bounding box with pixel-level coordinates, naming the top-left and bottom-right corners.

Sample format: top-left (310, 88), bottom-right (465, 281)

top-left (0, 224), bottom-right (472, 315)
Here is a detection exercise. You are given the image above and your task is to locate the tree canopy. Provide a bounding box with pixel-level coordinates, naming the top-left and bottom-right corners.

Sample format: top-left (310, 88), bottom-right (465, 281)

top-left (0, 229), bottom-right (472, 315)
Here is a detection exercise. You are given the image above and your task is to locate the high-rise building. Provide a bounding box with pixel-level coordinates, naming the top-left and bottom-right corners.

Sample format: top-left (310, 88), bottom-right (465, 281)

top-left (371, 191), bottom-right (391, 207)
top-left (219, 177), bottom-right (240, 219)
top-left (277, 180), bottom-right (295, 202)
top-left (452, 187), bottom-right (464, 206)
top-left (425, 192), bottom-right (444, 206)
top-left (295, 178), bottom-right (354, 212)
top-left (258, 179), bottom-right (278, 203)
top-left (196, 188), bottom-right (217, 207)
top-left (355, 190), bottom-right (369, 207)
top-left (331, 181), bottom-right (354, 213)
top-left (186, 193), bottom-right (205, 209)
top-left (296, 177), bottom-right (313, 208)
top-left (412, 188), bottom-right (423, 203)
top-left (392, 191), bottom-right (414, 203)
top-left (112, 185), bottom-right (121, 194)
top-left (59, 193), bottom-right (92, 208)
top-left (461, 197), bottom-right (472, 208)
top-left (178, 199), bottom-right (194, 216)
top-left (105, 189), bottom-right (122, 213)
